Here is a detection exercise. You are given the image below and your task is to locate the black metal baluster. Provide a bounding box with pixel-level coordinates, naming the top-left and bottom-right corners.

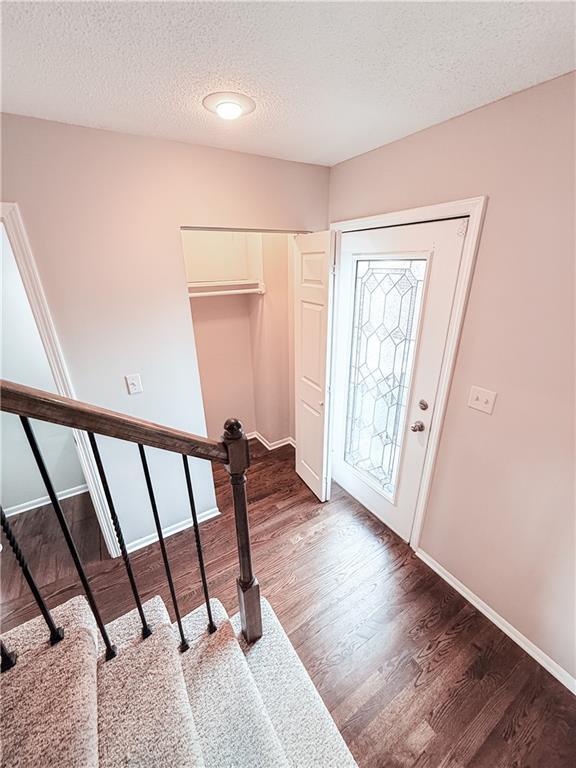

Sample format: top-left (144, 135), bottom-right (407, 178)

top-left (20, 416), bottom-right (117, 660)
top-left (138, 445), bottom-right (189, 652)
top-left (88, 432), bottom-right (152, 640)
top-left (182, 455), bottom-right (216, 634)
top-left (1, 640), bottom-right (17, 673)
top-left (1, 507), bottom-right (64, 645)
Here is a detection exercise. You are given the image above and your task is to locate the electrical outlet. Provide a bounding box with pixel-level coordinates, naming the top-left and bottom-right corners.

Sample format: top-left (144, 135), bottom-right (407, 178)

top-left (468, 385), bottom-right (496, 415)
top-left (125, 374), bottom-right (143, 395)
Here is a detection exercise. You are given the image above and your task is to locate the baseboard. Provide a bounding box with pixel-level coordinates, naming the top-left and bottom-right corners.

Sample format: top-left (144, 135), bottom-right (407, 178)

top-left (4, 484), bottom-right (89, 517)
top-left (126, 506), bottom-right (220, 554)
top-left (416, 548), bottom-right (576, 695)
top-left (246, 431), bottom-right (296, 451)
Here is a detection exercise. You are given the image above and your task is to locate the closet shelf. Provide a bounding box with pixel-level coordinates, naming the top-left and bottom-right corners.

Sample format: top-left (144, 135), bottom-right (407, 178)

top-left (187, 280), bottom-right (265, 298)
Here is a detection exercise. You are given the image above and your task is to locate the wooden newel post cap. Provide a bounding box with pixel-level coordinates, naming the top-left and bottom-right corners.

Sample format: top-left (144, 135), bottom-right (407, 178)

top-left (222, 418), bottom-right (250, 474)
top-left (222, 418), bottom-right (244, 440)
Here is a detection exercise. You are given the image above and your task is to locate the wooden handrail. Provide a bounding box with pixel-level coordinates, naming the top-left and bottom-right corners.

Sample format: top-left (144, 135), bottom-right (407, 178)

top-left (0, 380), bottom-right (228, 463)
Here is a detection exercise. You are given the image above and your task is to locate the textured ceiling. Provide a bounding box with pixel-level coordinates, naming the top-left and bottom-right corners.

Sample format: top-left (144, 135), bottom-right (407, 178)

top-left (2, 2), bottom-right (574, 166)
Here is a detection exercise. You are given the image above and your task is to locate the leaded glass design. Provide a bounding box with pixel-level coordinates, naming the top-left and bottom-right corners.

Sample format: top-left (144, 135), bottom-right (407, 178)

top-left (344, 259), bottom-right (427, 499)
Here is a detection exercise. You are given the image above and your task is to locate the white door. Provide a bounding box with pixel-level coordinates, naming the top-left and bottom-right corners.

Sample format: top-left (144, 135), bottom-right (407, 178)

top-left (293, 231), bottom-right (334, 501)
top-left (332, 218), bottom-right (468, 540)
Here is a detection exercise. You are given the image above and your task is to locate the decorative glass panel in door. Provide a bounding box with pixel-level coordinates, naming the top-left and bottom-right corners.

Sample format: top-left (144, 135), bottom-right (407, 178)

top-left (344, 259), bottom-right (427, 500)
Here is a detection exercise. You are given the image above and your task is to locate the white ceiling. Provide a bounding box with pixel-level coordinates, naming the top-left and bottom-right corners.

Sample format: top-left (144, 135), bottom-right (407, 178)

top-left (2, 2), bottom-right (574, 166)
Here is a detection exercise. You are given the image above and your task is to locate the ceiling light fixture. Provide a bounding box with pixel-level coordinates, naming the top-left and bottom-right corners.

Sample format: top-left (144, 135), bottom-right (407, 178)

top-left (202, 91), bottom-right (256, 121)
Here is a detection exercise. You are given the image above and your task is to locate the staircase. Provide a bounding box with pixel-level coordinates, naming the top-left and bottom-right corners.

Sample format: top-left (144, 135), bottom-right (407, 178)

top-left (0, 380), bottom-right (357, 767)
top-left (1, 593), bottom-right (357, 767)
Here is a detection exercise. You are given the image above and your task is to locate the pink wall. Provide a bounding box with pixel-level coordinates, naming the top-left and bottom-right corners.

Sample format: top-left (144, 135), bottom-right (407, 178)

top-left (191, 233), bottom-right (294, 445)
top-left (190, 295), bottom-right (256, 437)
top-left (1, 113), bottom-right (328, 546)
top-left (249, 234), bottom-right (293, 444)
top-left (330, 73), bottom-right (575, 679)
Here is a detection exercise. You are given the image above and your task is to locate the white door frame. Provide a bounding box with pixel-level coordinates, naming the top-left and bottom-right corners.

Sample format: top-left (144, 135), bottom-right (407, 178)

top-left (330, 196), bottom-right (487, 548)
top-left (1, 202), bottom-right (120, 557)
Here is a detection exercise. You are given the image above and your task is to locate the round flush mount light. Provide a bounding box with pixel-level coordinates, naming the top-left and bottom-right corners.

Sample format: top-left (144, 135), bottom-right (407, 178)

top-left (202, 91), bottom-right (256, 120)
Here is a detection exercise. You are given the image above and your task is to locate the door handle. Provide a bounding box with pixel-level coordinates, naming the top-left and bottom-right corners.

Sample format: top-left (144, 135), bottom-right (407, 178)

top-left (410, 421), bottom-right (425, 432)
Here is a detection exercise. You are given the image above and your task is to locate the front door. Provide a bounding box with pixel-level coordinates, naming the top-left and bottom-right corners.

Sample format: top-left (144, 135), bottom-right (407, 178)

top-left (331, 218), bottom-right (468, 540)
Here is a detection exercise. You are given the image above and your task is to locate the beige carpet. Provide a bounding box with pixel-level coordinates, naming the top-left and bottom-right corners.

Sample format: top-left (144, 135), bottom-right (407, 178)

top-left (1, 615), bottom-right (98, 768)
top-left (232, 598), bottom-right (359, 768)
top-left (179, 599), bottom-right (289, 768)
top-left (1, 594), bottom-right (357, 768)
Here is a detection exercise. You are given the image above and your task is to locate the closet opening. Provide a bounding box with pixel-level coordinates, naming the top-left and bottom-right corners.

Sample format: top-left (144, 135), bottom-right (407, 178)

top-left (180, 228), bottom-right (298, 457)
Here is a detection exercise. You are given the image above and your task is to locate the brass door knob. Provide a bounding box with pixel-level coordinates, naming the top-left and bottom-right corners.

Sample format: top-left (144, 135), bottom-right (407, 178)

top-left (410, 421), bottom-right (425, 432)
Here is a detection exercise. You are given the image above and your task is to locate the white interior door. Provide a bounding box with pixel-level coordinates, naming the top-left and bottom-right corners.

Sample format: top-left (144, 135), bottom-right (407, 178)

top-left (293, 231), bottom-right (334, 501)
top-left (332, 218), bottom-right (468, 540)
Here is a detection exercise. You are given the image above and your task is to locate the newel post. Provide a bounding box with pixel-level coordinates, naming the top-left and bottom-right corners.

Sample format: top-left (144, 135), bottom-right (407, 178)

top-left (222, 418), bottom-right (262, 643)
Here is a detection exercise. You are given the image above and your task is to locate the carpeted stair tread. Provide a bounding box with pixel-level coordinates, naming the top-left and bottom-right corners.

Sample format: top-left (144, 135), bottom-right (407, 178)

top-left (2, 595), bottom-right (97, 660)
top-left (1, 621), bottom-right (99, 768)
top-left (2, 594), bottom-right (357, 768)
top-left (231, 598), bottom-right (358, 768)
top-left (179, 599), bottom-right (289, 768)
top-left (98, 595), bottom-right (171, 655)
top-left (98, 600), bottom-right (204, 768)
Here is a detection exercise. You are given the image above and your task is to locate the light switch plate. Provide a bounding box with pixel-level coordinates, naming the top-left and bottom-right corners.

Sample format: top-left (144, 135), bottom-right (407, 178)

top-left (125, 373), bottom-right (143, 395)
top-left (468, 385), bottom-right (497, 415)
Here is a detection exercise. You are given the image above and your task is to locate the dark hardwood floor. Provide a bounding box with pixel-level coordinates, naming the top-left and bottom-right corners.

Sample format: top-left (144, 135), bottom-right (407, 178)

top-left (1, 441), bottom-right (575, 767)
top-left (1, 491), bottom-right (108, 602)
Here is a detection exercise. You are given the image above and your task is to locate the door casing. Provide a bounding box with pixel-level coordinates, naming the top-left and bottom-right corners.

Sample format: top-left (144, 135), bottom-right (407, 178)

top-left (329, 196), bottom-right (487, 548)
top-left (1, 202), bottom-right (120, 557)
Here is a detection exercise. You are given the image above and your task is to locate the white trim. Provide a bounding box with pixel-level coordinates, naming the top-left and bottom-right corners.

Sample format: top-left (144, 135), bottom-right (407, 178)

top-left (126, 506), bottom-right (220, 554)
top-left (331, 197), bottom-right (485, 233)
top-left (330, 196), bottom-right (487, 548)
top-left (1, 202), bottom-right (120, 557)
top-left (416, 548), bottom-right (576, 695)
top-left (246, 431), bottom-right (296, 451)
top-left (4, 484), bottom-right (89, 517)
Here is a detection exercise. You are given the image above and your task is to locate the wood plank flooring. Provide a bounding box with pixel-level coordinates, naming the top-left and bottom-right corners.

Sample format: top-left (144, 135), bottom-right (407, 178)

top-left (1, 491), bottom-right (108, 602)
top-left (1, 441), bottom-right (575, 767)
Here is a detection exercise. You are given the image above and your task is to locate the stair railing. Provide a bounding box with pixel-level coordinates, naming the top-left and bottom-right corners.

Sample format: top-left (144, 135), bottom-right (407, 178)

top-left (0, 378), bottom-right (262, 668)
